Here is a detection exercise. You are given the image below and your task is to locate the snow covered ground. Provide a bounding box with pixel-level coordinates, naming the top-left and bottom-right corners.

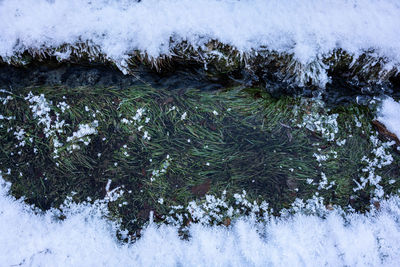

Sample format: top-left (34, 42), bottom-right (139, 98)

top-left (1, 0), bottom-right (400, 75)
top-left (1, 173), bottom-right (400, 266)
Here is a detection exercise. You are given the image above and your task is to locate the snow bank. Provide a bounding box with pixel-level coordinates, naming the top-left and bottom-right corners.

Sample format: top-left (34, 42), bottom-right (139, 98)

top-left (1, 176), bottom-right (400, 266)
top-left (378, 97), bottom-right (400, 140)
top-left (1, 0), bottom-right (400, 85)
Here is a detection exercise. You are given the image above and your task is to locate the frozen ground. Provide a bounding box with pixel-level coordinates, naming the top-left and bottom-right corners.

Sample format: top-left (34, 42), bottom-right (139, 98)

top-left (1, 0), bottom-right (400, 82)
top-left (1, 173), bottom-right (400, 266)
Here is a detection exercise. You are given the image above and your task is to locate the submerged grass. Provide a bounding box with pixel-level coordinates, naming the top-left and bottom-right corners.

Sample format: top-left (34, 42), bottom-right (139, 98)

top-left (0, 84), bottom-right (399, 234)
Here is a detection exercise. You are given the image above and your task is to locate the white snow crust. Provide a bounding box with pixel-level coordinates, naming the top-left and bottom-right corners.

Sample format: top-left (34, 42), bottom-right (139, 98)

top-left (1, 0), bottom-right (400, 68)
top-left (1, 176), bottom-right (400, 266)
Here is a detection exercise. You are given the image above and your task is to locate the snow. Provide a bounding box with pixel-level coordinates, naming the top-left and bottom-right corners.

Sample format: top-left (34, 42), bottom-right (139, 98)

top-left (1, 175), bottom-right (400, 266)
top-left (65, 121), bottom-right (98, 147)
top-left (1, 0), bottom-right (400, 71)
top-left (378, 97), bottom-right (400, 140)
top-left (2, 1), bottom-right (400, 264)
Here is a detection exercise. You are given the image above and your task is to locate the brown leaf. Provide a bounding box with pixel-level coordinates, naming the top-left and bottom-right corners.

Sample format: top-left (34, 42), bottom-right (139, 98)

top-left (326, 204), bottom-right (334, 211)
top-left (191, 179), bottom-right (211, 197)
top-left (223, 217), bottom-right (231, 226)
top-left (372, 120), bottom-right (400, 145)
top-left (373, 201), bottom-right (381, 210)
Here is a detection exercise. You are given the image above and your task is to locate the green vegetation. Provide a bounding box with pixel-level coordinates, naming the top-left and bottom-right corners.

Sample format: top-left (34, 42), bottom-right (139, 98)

top-left (1, 85), bottom-right (399, 235)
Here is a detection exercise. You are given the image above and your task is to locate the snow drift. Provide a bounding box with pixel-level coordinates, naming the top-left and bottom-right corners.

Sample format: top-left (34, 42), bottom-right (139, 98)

top-left (1, 174), bottom-right (400, 266)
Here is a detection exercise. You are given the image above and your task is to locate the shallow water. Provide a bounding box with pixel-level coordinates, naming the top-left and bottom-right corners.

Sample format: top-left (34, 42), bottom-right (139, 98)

top-left (1, 62), bottom-right (399, 107)
top-left (0, 63), bottom-right (225, 91)
top-left (2, 59), bottom-right (400, 231)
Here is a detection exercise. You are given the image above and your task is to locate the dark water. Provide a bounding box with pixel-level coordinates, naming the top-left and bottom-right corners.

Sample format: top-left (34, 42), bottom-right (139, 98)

top-left (1, 61), bottom-right (399, 106)
top-left (1, 60), bottom-right (400, 234)
top-left (0, 62), bottom-right (225, 91)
